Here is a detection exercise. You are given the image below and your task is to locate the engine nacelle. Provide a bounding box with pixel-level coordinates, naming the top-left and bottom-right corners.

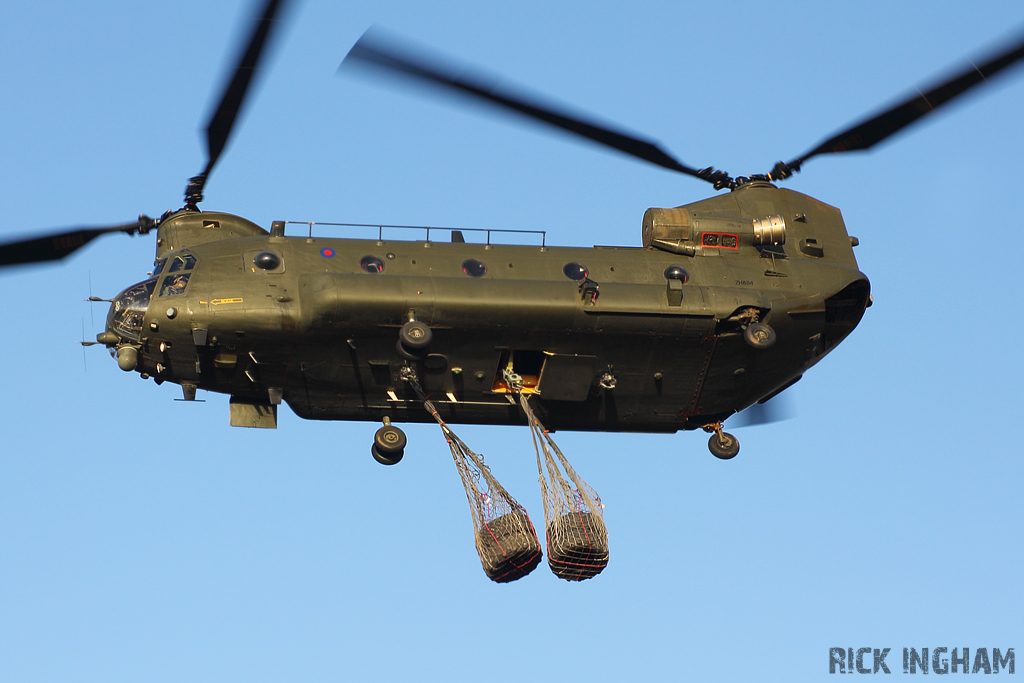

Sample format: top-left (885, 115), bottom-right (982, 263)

top-left (642, 183), bottom-right (859, 270)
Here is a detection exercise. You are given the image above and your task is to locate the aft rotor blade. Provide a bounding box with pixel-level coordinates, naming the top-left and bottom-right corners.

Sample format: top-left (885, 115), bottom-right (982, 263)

top-left (342, 30), bottom-right (709, 181)
top-left (786, 27), bottom-right (1024, 171)
top-left (189, 0), bottom-right (293, 204)
top-left (732, 394), bottom-right (794, 429)
top-left (0, 220), bottom-right (146, 268)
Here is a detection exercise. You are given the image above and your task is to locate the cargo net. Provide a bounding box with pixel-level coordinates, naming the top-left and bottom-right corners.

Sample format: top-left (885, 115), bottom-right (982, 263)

top-left (518, 394), bottom-right (609, 581)
top-left (406, 373), bottom-right (542, 583)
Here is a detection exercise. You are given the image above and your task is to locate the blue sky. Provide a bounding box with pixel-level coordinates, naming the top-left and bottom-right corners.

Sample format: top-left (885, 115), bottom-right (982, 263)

top-left (1, 1), bottom-right (1022, 681)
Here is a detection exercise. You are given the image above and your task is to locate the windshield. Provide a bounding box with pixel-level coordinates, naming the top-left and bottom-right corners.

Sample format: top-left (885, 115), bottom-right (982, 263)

top-left (108, 278), bottom-right (156, 340)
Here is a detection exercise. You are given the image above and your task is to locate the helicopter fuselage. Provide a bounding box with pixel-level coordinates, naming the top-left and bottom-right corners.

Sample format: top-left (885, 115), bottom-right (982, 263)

top-left (104, 182), bottom-right (870, 432)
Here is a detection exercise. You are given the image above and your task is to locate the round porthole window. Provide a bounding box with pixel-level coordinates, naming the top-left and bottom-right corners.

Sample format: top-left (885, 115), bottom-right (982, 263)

top-left (254, 251), bottom-right (280, 270)
top-left (563, 262), bottom-right (589, 281)
top-left (664, 265), bottom-right (689, 283)
top-left (462, 259), bottom-right (487, 277)
top-left (360, 255), bottom-right (385, 273)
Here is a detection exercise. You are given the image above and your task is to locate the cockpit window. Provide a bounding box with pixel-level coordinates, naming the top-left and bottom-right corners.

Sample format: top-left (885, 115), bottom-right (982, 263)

top-left (153, 258), bottom-right (168, 275)
top-left (110, 279), bottom-right (156, 340)
top-left (168, 254), bottom-right (197, 273)
top-left (160, 273), bottom-right (191, 297)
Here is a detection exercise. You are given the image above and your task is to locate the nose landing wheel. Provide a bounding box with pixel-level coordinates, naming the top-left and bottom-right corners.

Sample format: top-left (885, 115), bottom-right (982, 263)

top-left (372, 418), bottom-right (407, 465)
top-left (703, 422), bottom-right (740, 460)
top-left (396, 318), bottom-right (433, 361)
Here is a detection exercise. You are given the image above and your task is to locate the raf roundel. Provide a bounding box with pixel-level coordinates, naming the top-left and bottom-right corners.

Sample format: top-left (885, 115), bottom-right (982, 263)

top-left (320, 247), bottom-right (335, 259)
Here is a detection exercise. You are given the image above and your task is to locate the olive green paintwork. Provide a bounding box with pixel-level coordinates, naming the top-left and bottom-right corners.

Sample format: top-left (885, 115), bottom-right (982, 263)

top-left (105, 181), bottom-right (870, 432)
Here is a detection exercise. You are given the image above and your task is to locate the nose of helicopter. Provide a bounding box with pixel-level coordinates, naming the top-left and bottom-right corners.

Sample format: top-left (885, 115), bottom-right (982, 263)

top-left (96, 278), bottom-right (158, 371)
top-left (106, 278), bottom-right (157, 341)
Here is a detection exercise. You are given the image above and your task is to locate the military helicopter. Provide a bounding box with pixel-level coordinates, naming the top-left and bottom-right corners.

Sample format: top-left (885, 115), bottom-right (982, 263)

top-left (3, 0), bottom-right (1023, 466)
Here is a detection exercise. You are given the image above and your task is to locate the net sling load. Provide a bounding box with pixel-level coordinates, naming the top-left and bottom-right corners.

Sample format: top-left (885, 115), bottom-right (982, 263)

top-left (509, 371), bottom-right (609, 581)
top-left (404, 370), bottom-right (542, 583)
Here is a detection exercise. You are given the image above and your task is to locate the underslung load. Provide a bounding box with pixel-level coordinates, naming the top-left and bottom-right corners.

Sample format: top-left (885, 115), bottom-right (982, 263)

top-left (512, 374), bottom-right (609, 581)
top-left (408, 373), bottom-right (542, 583)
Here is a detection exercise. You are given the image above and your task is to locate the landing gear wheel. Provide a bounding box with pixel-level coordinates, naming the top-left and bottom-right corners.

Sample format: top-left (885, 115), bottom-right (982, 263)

top-left (743, 322), bottom-right (776, 349)
top-left (399, 320), bottom-right (433, 350)
top-left (374, 424), bottom-right (407, 454)
top-left (708, 431), bottom-right (740, 460)
top-left (371, 443), bottom-right (404, 466)
top-left (396, 339), bottom-right (427, 361)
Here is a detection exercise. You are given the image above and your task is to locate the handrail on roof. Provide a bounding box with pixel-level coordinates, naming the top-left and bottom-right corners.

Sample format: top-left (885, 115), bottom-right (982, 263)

top-left (275, 220), bottom-right (547, 248)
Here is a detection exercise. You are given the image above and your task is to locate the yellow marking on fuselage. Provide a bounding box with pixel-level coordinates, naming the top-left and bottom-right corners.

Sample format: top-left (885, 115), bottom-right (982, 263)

top-left (211, 297), bottom-right (244, 305)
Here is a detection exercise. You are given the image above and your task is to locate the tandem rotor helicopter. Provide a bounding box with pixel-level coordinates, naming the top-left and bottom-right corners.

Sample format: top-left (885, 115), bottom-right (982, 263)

top-left (3, 0), bottom-right (1024, 465)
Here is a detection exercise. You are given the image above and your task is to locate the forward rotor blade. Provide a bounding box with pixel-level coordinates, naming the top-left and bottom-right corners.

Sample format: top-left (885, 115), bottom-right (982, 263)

top-left (342, 30), bottom-right (708, 181)
top-left (787, 27), bottom-right (1024, 171)
top-left (189, 0), bottom-right (293, 203)
top-left (0, 221), bottom-right (145, 268)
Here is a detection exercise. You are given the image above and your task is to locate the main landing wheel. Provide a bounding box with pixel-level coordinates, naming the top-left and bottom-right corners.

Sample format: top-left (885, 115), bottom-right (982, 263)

top-left (708, 431), bottom-right (740, 460)
top-left (372, 423), bottom-right (407, 465)
top-left (743, 322), bottom-right (776, 349)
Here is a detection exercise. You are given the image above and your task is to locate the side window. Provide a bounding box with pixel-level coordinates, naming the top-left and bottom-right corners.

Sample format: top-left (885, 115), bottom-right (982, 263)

top-left (168, 254), bottom-right (197, 272)
top-left (360, 255), bottom-right (385, 273)
top-left (160, 273), bottom-right (191, 297)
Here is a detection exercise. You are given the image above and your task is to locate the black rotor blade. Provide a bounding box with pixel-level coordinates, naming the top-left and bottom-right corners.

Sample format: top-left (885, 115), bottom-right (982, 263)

top-left (188, 0), bottom-right (293, 204)
top-left (732, 394), bottom-right (795, 429)
top-left (786, 27), bottom-right (1024, 172)
top-left (0, 220), bottom-right (145, 269)
top-left (342, 30), bottom-right (709, 181)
